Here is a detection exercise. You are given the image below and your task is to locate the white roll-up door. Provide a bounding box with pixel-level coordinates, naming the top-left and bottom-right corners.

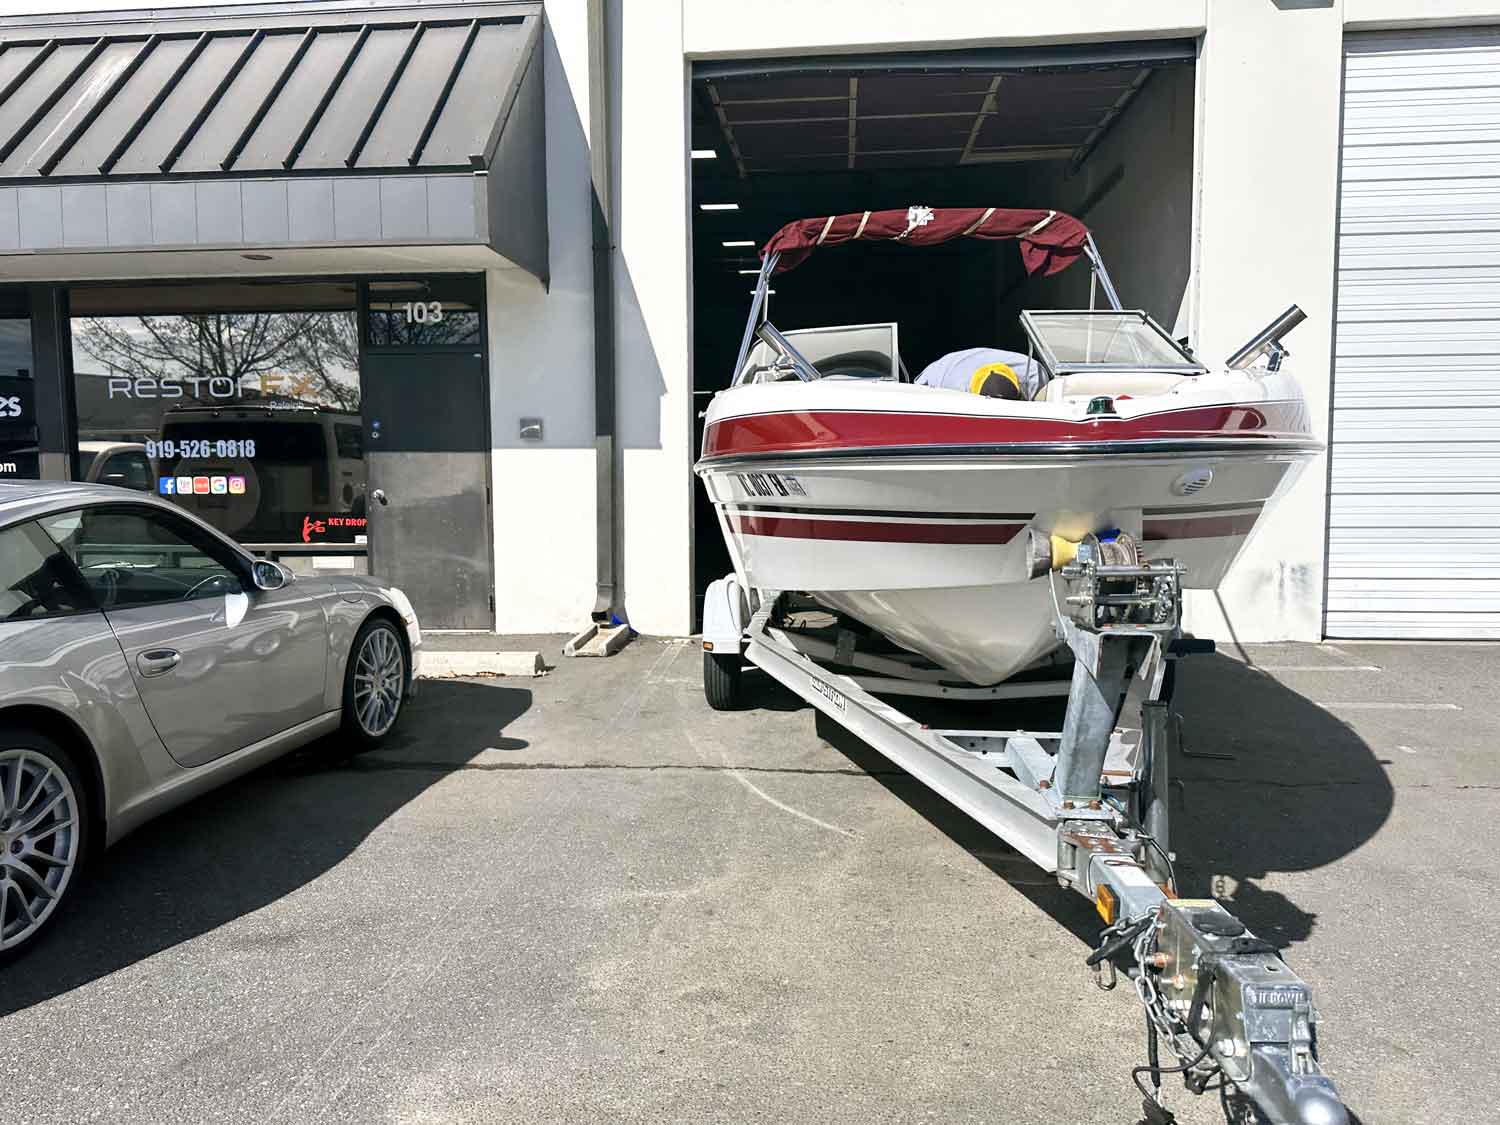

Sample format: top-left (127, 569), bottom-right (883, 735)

top-left (1329, 29), bottom-right (1500, 638)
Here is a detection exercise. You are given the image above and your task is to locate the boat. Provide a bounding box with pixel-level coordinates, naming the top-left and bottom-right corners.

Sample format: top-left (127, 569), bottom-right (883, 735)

top-left (694, 206), bottom-right (1321, 686)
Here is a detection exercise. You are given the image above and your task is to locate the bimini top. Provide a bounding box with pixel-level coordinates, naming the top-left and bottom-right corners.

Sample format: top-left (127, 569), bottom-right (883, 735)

top-left (761, 205), bottom-right (1088, 276)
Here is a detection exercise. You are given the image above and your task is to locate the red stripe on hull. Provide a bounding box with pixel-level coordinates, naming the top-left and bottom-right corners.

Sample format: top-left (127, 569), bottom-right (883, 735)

top-left (702, 404), bottom-right (1309, 459)
top-left (1143, 513), bottom-right (1261, 540)
top-left (730, 513), bottom-right (1025, 545)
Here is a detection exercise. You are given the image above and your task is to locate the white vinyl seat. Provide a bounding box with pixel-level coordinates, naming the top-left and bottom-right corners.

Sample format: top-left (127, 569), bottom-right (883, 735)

top-left (1035, 371), bottom-right (1194, 402)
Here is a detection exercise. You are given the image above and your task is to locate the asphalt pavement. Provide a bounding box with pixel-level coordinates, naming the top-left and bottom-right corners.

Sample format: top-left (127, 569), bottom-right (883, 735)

top-left (1, 636), bottom-right (1495, 1123)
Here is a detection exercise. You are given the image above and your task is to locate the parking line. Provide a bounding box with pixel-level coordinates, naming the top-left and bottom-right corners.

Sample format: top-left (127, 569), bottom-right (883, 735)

top-left (1254, 665), bottom-right (1382, 672)
top-left (1323, 702), bottom-right (1461, 711)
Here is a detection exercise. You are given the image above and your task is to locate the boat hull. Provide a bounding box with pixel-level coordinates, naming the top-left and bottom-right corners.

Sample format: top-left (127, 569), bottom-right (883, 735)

top-left (696, 379), bottom-right (1317, 685)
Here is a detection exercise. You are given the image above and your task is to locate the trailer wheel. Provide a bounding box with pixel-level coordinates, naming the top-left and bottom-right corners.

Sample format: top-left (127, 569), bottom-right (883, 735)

top-left (703, 650), bottom-right (742, 711)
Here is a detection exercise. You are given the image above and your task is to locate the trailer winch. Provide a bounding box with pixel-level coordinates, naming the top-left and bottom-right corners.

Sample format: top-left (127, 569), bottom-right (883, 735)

top-left (699, 552), bottom-right (1348, 1125)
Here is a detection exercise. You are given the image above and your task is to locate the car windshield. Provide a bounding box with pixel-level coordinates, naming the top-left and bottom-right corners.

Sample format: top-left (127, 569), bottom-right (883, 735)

top-left (1023, 312), bottom-right (1199, 369)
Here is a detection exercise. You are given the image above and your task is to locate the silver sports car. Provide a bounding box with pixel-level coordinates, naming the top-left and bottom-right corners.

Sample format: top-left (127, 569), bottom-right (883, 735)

top-left (0, 480), bottom-right (421, 957)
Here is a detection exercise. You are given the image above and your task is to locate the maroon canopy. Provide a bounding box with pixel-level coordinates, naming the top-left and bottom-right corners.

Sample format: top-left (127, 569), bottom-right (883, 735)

top-left (760, 206), bottom-right (1089, 276)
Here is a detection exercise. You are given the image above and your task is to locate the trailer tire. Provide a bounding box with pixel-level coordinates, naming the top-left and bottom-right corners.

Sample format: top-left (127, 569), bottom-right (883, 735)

top-left (703, 651), bottom-right (742, 711)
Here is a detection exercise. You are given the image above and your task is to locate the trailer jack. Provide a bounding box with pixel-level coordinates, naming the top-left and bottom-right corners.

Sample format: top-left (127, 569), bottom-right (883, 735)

top-left (709, 540), bottom-right (1350, 1124)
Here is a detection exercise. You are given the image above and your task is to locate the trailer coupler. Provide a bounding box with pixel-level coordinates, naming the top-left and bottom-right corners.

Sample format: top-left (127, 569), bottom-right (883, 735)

top-left (1090, 896), bottom-right (1346, 1125)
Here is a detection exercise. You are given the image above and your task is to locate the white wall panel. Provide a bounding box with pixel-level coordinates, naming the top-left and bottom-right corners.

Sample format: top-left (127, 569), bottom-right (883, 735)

top-left (1329, 28), bottom-right (1500, 637)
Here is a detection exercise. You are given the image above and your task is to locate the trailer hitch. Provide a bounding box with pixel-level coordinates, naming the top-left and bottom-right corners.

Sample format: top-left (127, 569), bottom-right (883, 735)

top-left (1122, 899), bottom-right (1347, 1125)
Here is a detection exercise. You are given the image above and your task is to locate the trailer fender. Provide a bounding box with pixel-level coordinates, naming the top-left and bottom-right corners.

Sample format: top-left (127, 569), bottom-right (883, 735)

top-left (702, 575), bottom-right (748, 654)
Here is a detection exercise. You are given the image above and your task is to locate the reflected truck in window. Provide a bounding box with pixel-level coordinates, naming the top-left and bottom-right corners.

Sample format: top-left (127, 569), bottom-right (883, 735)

top-left (77, 441), bottom-right (157, 492)
top-left (154, 404), bottom-right (365, 543)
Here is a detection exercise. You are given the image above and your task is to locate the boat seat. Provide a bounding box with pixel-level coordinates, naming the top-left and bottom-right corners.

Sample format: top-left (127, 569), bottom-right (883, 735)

top-left (1035, 371), bottom-right (1194, 402)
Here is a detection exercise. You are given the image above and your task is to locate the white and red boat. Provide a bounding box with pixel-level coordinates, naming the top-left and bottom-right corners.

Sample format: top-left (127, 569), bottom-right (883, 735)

top-left (695, 206), bottom-right (1320, 685)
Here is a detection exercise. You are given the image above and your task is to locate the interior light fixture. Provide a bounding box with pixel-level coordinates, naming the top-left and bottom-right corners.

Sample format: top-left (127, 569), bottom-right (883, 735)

top-left (737, 268), bottom-right (760, 275)
top-left (699, 202), bottom-right (739, 211)
top-left (722, 240), bottom-right (755, 248)
top-left (691, 149), bottom-right (718, 159)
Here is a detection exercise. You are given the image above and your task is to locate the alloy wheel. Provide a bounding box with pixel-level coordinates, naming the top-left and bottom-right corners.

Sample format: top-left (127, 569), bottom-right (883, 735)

top-left (352, 626), bottom-right (405, 738)
top-left (0, 748), bottom-right (82, 953)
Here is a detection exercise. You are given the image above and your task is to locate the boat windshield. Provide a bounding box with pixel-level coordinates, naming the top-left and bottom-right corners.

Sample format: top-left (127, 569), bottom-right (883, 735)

top-left (737, 323), bottom-right (903, 385)
top-left (1021, 311), bottom-right (1202, 372)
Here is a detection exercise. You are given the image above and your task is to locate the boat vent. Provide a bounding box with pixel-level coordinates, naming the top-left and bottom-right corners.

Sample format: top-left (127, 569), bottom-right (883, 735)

top-left (1172, 468), bottom-right (1214, 496)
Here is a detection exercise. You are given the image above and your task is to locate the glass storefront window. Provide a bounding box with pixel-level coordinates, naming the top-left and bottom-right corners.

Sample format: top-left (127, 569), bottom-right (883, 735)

top-left (70, 283), bottom-right (363, 546)
top-left (0, 292), bottom-right (37, 482)
top-left (365, 277), bottom-right (483, 347)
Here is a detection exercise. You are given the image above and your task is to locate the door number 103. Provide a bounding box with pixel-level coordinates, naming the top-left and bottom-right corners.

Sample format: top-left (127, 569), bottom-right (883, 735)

top-left (402, 301), bottom-right (445, 324)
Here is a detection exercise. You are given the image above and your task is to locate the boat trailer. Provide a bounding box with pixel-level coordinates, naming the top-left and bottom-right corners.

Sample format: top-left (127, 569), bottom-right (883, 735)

top-left (701, 542), bottom-right (1348, 1125)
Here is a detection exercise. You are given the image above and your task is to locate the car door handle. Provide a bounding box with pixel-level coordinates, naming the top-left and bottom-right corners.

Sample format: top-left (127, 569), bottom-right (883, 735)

top-left (136, 649), bottom-right (181, 677)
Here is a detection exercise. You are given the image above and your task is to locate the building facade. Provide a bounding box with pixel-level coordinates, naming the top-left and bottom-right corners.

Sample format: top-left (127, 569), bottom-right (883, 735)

top-left (3, 0), bottom-right (1497, 640)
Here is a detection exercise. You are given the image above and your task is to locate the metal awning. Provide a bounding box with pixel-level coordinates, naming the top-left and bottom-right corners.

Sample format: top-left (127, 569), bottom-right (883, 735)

top-left (0, 0), bottom-right (546, 279)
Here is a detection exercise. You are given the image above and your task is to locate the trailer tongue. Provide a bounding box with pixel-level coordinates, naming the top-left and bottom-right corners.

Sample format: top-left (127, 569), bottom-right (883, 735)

top-left (700, 541), bottom-right (1348, 1125)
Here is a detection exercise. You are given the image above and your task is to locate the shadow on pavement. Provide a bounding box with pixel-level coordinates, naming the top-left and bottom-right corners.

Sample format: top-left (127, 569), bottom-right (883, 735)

top-left (812, 652), bottom-right (1394, 953)
top-left (738, 666), bottom-right (815, 712)
top-left (0, 680), bottom-right (531, 1018)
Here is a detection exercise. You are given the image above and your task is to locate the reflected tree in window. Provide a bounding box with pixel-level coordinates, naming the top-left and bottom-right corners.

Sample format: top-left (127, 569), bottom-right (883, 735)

top-left (72, 312), bottom-right (360, 410)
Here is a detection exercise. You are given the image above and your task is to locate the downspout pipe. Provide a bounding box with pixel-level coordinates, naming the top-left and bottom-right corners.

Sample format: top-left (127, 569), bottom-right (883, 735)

top-left (587, 0), bottom-right (618, 622)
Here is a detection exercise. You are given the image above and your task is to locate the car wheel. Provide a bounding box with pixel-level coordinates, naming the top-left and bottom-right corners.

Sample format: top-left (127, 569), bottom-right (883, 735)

top-left (342, 617), bottom-right (407, 748)
top-left (0, 729), bottom-right (88, 960)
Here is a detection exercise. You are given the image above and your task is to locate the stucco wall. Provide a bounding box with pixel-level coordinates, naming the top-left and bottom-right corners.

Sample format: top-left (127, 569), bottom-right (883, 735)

top-left (614, 0), bottom-right (694, 636)
top-left (1181, 0), bottom-right (1344, 642)
top-left (484, 10), bottom-right (599, 633)
top-left (682, 0), bottom-right (1208, 56)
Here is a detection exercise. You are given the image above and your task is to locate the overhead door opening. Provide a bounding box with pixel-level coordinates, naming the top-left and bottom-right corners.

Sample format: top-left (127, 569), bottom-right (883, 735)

top-left (689, 44), bottom-right (1199, 615)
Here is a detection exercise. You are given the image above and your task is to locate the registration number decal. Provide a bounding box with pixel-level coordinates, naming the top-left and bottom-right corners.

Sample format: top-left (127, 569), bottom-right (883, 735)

top-left (737, 471), bottom-right (806, 498)
top-left (810, 678), bottom-right (847, 715)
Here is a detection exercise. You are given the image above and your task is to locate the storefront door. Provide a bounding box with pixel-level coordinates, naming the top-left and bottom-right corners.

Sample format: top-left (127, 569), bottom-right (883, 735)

top-left (361, 350), bottom-right (493, 630)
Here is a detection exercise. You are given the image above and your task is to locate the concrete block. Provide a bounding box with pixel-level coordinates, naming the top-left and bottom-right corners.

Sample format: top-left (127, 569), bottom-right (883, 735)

top-left (417, 650), bottom-right (545, 679)
top-left (563, 623), bottom-right (634, 658)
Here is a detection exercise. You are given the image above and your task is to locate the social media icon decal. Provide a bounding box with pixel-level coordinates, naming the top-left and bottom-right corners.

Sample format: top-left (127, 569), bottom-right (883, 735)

top-left (158, 477), bottom-right (176, 496)
top-left (193, 476), bottom-right (210, 494)
top-left (176, 476), bottom-right (193, 494)
top-left (210, 476), bottom-right (227, 494)
top-left (229, 475), bottom-right (246, 495)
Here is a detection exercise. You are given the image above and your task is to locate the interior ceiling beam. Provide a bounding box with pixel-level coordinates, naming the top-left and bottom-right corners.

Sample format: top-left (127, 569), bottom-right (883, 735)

top-left (717, 94), bottom-right (850, 106)
top-left (961, 144), bottom-right (1075, 164)
top-left (704, 80), bottom-right (749, 180)
top-left (959, 75), bottom-right (1004, 166)
top-left (1068, 67), bottom-right (1152, 172)
top-left (723, 109), bottom-right (980, 126)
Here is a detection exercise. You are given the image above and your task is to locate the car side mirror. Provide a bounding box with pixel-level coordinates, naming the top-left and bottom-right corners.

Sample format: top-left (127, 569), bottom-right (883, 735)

top-left (251, 560), bottom-right (289, 591)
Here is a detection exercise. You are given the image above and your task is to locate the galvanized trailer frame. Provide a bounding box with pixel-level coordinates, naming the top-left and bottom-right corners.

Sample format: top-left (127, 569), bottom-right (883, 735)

top-left (700, 555), bottom-right (1349, 1125)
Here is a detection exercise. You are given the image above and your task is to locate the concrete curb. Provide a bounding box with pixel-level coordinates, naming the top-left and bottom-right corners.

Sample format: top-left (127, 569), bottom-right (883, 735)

top-left (417, 651), bottom-right (545, 679)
